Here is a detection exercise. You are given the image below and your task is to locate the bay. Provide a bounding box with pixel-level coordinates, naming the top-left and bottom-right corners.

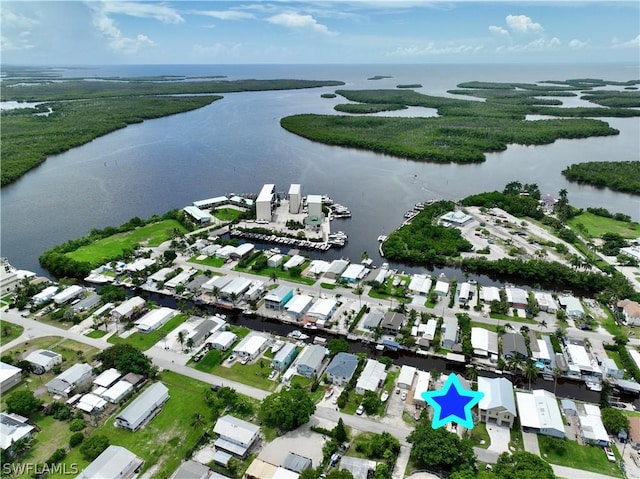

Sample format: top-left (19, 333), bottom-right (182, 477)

top-left (2, 63), bottom-right (639, 278)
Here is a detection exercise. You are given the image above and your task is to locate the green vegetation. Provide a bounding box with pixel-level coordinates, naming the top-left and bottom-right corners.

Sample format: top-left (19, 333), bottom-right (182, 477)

top-left (382, 201), bottom-right (473, 263)
top-left (2, 77), bottom-right (343, 186)
top-left (0, 320), bottom-right (24, 344)
top-left (213, 208), bottom-right (244, 222)
top-left (193, 349), bottom-right (222, 372)
top-left (189, 256), bottom-right (226, 268)
top-left (95, 343), bottom-right (155, 377)
top-left (563, 161), bottom-right (640, 195)
top-left (537, 435), bottom-right (623, 478)
top-left (281, 80), bottom-right (638, 165)
top-left (368, 76), bottom-right (392, 80)
top-left (469, 421), bottom-right (491, 449)
top-left (234, 252), bottom-right (315, 285)
top-left (258, 386), bottom-right (316, 432)
top-left (462, 182), bottom-right (543, 219)
top-left (321, 93), bottom-right (337, 98)
top-left (212, 360), bottom-right (278, 391)
top-left (108, 314), bottom-right (188, 350)
top-left (397, 84), bottom-right (422, 89)
top-left (85, 329), bottom-right (107, 339)
top-left (568, 211), bottom-right (640, 239)
top-left (334, 103), bottom-right (407, 114)
top-left (407, 424), bottom-right (476, 476)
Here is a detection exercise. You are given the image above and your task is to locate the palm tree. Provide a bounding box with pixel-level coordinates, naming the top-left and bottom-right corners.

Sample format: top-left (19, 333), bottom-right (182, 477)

top-left (465, 364), bottom-right (479, 382)
top-left (270, 271), bottom-right (279, 284)
top-left (552, 367), bottom-right (562, 394)
top-left (186, 337), bottom-right (194, 351)
top-left (158, 331), bottom-right (168, 349)
top-left (519, 325), bottom-right (529, 335)
top-left (504, 323), bottom-right (513, 332)
top-left (539, 320), bottom-right (548, 333)
top-left (177, 331), bottom-right (186, 350)
top-left (524, 360), bottom-right (538, 390)
top-left (354, 286), bottom-right (364, 309)
top-left (191, 412), bottom-right (206, 431)
top-left (229, 292), bottom-right (239, 308)
top-left (211, 286), bottom-right (220, 304)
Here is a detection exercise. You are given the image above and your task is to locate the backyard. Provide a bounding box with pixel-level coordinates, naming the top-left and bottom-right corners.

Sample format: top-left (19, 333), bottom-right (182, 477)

top-left (538, 435), bottom-right (623, 478)
top-left (108, 314), bottom-right (188, 350)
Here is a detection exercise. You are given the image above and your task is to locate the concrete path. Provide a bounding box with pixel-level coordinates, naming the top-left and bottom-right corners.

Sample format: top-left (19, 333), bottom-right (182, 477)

top-left (486, 424), bottom-right (510, 455)
top-left (522, 431), bottom-right (541, 456)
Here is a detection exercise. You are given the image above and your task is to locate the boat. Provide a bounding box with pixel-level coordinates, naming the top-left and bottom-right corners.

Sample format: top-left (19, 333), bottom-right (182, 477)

top-left (287, 330), bottom-right (309, 340)
top-left (243, 309), bottom-right (256, 317)
top-left (586, 381), bottom-right (603, 392)
top-left (270, 340), bottom-right (284, 353)
top-left (325, 388), bottom-right (334, 399)
top-left (380, 391), bottom-right (389, 402)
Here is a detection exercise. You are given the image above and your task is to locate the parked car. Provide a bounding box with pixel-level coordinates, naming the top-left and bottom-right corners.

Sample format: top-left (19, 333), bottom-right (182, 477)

top-left (240, 357), bottom-right (249, 365)
top-left (268, 370), bottom-right (277, 380)
top-left (401, 392), bottom-right (407, 401)
top-left (395, 387), bottom-right (401, 395)
top-left (356, 404), bottom-right (364, 415)
top-left (226, 354), bottom-right (236, 363)
top-left (604, 446), bottom-right (616, 462)
top-left (210, 384), bottom-right (221, 392)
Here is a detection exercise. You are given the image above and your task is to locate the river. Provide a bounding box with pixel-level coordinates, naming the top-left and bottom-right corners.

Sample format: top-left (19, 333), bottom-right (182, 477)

top-left (1, 63), bottom-right (639, 278)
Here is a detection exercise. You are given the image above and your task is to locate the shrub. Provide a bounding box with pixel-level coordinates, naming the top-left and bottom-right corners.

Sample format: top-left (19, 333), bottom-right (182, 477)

top-left (69, 418), bottom-right (86, 432)
top-left (69, 432), bottom-right (84, 448)
top-left (46, 448), bottom-right (67, 466)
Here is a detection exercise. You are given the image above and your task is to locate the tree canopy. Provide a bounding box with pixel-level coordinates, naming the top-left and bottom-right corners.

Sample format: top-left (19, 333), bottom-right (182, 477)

top-left (79, 434), bottom-right (110, 461)
top-left (601, 407), bottom-right (629, 434)
top-left (95, 343), bottom-right (154, 377)
top-left (407, 424), bottom-right (476, 474)
top-left (5, 390), bottom-right (42, 417)
top-left (562, 161), bottom-right (640, 195)
top-left (258, 386), bottom-right (316, 432)
top-left (492, 451), bottom-right (556, 479)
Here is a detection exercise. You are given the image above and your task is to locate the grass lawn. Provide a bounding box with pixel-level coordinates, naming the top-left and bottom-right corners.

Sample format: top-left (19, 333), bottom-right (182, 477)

top-left (52, 370), bottom-right (218, 479)
top-left (321, 283), bottom-right (337, 290)
top-left (568, 212), bottom-right (640, 239)
top-left (193, 349), bottom-right (223, 372)
top-left (235, 260), bottom-right (316, 286)
top-left (508, 419), bottom-right (524, 452)
top-left (66, 219), bottom-right (186, 266)
top-left (85, 329), bottom-right (107, 338)
top-left (189, 256), bottom-right (226, 268)
top-left (471, 321), bottom-right (499, 333)
top-left (213, 208), bottom-right (244, 222)
top-left (212, 359), bottom-right (277, 391)
top-left (347, 432), bottom-right (376, 459)
top-left (108, 314), bottom-right (188, 350)
top-left (470, 422), bottom-right (491, 449)
top-left (0, 319), bottom-right (24, 344)
top-left (3, 336), bottom-right (100, 365)
top-left (538, 436), bottom-right (623, 478)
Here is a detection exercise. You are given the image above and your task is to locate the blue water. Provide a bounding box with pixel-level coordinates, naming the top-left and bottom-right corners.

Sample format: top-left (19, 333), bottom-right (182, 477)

top-left (2, 64), bottom-right (639, 278)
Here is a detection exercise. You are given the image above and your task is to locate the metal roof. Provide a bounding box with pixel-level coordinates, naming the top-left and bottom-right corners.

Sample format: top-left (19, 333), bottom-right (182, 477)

top-left (116, 382), bottom-right (169, 430)
top-left (326, 353), bottom-right (358, 380)
top-left (478, 377), bottom-right (517, 416)
top-left (76, 445), bottom-right (139, 479)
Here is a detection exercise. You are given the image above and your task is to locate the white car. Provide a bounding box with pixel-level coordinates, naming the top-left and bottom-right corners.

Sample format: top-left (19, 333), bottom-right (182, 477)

top-left (401, 392), bottom-right (407, 401)
top-left (240, 357), bottom-right (249, 365)
top-left (356, 404), bottom-right (364, 415)
top-left (268, 370), bottom-right (277, 380)
top-left (226, 354), bottom-right (236, 363)
top-left (380, 391), bottom-right (389, 403)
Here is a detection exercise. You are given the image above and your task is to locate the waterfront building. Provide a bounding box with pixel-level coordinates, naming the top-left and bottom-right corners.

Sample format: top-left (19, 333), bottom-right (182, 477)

top-left (307, 195), bottom-right (323, 218)
top-left (341, 264), bottom-right (367, 283)
top-left (440, 210), bottom-right (473, 227)
top-left (617, 299), bottom-right (640, 326)
top-left (233, 334), bottom-right (269, 361)
top-left (296, 344), bottom-right (327, 378)
top-left (135, 307), bottom-right (177, 334)
top-left (264, 285), bottom-right (294, 310)
top-left (480, 286), bottom-right (501, 303)
top-left (272, 342), bottom-right (297, 371)
top-left (53, 285), bottom-right (83, 305)
top-left (397, 365), bottom-right (416, 390)
top-left (408, 274), bottom-right (432, 296)
top-left (267, 254), bottom-right (283, 268)
top-left (289, 184), bottom-right (302, 214)
top-left (202, 275), bottom-right (232, 293)
top-left (501, 333), bottom-right (527, 360)
top-left (458, 282), bottom-right (472, 305)
top-left (32, 285), bottom-right (58, 305)
top-left (381, 312), bottom-right (405, 335)
top-left (471, 328), bottom-right (499, 358)
top-left (326, 352), bottom-right (358, 386)
top-left (304, 298), bottom-right (337, 324)
top-left (535, 292), bottom-right (558, 313)
top-left (193, 196), bottom-right (227, 209)
top-left (285, 294), bottom-right (314, 321)
top-left (505, 287), bottom-right (528, 309)
top-left (111, 296), bottom-right (146, 322)
top-left (324, 259), bottom-right (349, 279)
top-left (362, 310), bottom-right (384, 331)
top-left (283, 255), bottom-right (305, 271)
top-left (412, 370), bottom-right (431, 407)
top-left (558, 295), bottom-right (585, 319)
top-left (515, 389), bottom-right (564, 438)
top-left (256, 184), bottom-right (276, 221)
top-left (477, 377), bottom-right (517, 428)
top-left (183, 206), bottom-right (213, 224)
top-left (355, 359), bottom-right (387, 395)
top-left (442, 317), bottom-right (459, 350)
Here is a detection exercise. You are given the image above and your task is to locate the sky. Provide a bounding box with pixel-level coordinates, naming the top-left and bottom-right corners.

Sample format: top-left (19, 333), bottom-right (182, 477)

top-left (1, 1), bottom-right (639, 65)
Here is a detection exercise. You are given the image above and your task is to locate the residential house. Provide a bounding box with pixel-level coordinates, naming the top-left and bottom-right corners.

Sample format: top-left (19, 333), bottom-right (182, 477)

top-left (115, 382), bottom-right (170, 432)
top-left (324, 260), bottom-right (349, 280)
top-left (296, 344), bottom-right (327, 378)
top-left (535, 292), bottom-right (558, 314)
top-left (355, 359), bottom-right (387, 395)
top-left (46, 363), bottom-right (93, 397)
top-left (618, 299), bottom-right (640, 326)
top-left (24, 349), bottom-right (62, 374)
top-left (285, 294), bottom-right (314, 321)
top-left (170, 460), bottom-right (211, 479)
top-left (397, 365), bottom-right (416, 390)
top-left (361, 310), bottom-right (383, 331)
top-left (471, 328), bottom-right (499, 358)
top-left (440, 210), bottom-right (473, 227)
top-left (579, 403), bottom-right (609, 446)
top-left (341, 264), bottom-right (367, 284)
top-left (272, 342), bottom-right (298, 371)
top-left (32, 285), bottom-right (58, 305)
top-left (442, 317), bottom-right (459, 350)
top-left (0, 361), bottom-right (21, 392)
top-left (380, 312), bottom-right (405, 335)
top-left (326, 353), bottom-right (358, 386)
top-left (135, 307), bottom-right (177, 334)
top-left (93, 368), bottom-right (121, 389)
top-left (102, 380), bottom-right (134, 404)
top-left (213, 415), bottom-right (260, 458)
top-left (76, 394), bottom-right (108, 415)
top-left (505, 287), bottom-right (528, 309)
top-left (515, 389), bottom-right (565, 438)
top-left (0, 413), bottom-right (35, 458)
top-left (264, 285), bottom-right (294, 310)
top-left (52, 285), bottom-right (84, 305)
top-left (208, 331), bottom-right (237, 352)
top-left (559, 296), bottom-right (585, 319)
top-left (458, 282), bottom-right (473, 305)
top-left (111, 296), bottom-right (146, 322)
top-left (501, 333), bottom-right (528, 360)
top-left (408, 274), bottom-right (432, 296)
top-left (304, 298), bottom-right (337, 324)
top-left (412, 370), bottom-right (431, 407)
top-left (233, 334), bottom-right (269, 361)
top-left (75, 445), bottom-right (144, 479)
top-left (477, 377), bottom-right (517, 428)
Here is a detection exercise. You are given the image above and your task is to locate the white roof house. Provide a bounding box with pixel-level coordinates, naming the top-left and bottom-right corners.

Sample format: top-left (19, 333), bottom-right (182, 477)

top-left (324, 259), bottom-right (349, 279)
top-left (124, 258), bottom-right (155, 273)
top-left (397, 365), bottom-right (416, 390)
top-left (202, 275), bottom-right (232, 293)
top-left (285, 294), bottom-right (314, 319)
top-left (135, 307), bottom-right (177, 333)
top-left (233, 334), bottom-right (269, 361)
top-left (434, 280), bottom-right (449, 296)
top-left (75, 445), bottom-right (143, 479)
top-left (183, 205), bottom-right (213, 223)
top-left (102, 380), bottom-right (134, 403)
top-left (535, 292), bottom-right (558, 313)
top-left (478, 377), bottom-right (517, 428)
top-left (515, 390), bottom-right (565, 438)
top-left (305, 298), bottom-right (337, 322)
top-left (440, 210), bottom-right (473, 226)
top-left (408, 274), bottom-right (432, 296)
top-left (629, 349), bottom-right (640, 371)
top-left (296, 344), bottom-right (327, 378)
top-left (355, 359), bottom-right (387, 395)
top-left (458, 282), bottom-right (472, 303)
top-left (534, 339), bottom-right (552, 364)
top-left (422, 319), bottom-right (437, 341)
top-left (111, 296), bottom-right (145, 320)
top-left (46, 363), bottom-right (93, 397)
top-left (148, 267), bottom-right (174, 283)
top-left (231, 243), bottom-right (255, 259)
top-left (193, 196), bottom-right (228, 209)
top-left (207, 331), bottom-right (237, 351)
top-left (566, 344), bottom-right (597, 374)
top-left (221, 277), bottom-right (253, 298)
top-left (559, 296), bottom-right (585, 319)
top-left (32, 285), bottom-right (59, 305)
top-left (76, 393), bottom-right (107, 414)
top-left (115, 382), bottom-right (170, 432)
top-left (505, 287), bottom-right (528, 307)
top-left (480, 286), bottom-right (501, 303)
top-left (93, 368), bottom-right (121, 388)
top-left (579, 404), bottom-right (609, 445)
top-left (442, 317), bottom-right (459, 349)
top-left (412, 370), bottom-right (431, 405)
top-left (244, 280), bottom-right (266, 301)
top-left (283, 255), bottom-right (305, 271)
top-left (216, 245), bottom-right (237, 259)
top-left (307, 260), bottom-right (330, 276)
top-left (53, 285), bottom-right (84, 305)
top-left (0, 361), bottom-right (22, 392)
top-left (0, 413), bottom-right (35, 452)
top-left (341, 264), bottom-right (367, 283)
top-left (165, 270), bottom-right (195, 289)
top-left (213, 415), bottom-right (260, 457)
top-left (25, 349), bottom-right (62, 374)
top-left (471, 327), bottom-right (499, 357)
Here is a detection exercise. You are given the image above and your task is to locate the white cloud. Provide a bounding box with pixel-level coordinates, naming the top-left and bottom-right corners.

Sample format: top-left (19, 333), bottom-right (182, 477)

top-left (489, 25), bottom-right (509, 36)
top-left (267, 12), bottom-right (337, 36)
top-left (194, 10), bottom-right (255, 21)
top-left (505, 14), bottom-right (543, 34)
top-left (498, 37), bottom-right (561, 53)
top-left (193, 42), bottom-right (245, 56)
top-left (90, 4), bottom-right (155, 53)
top-left (390, 42), bottom-right (483, 56)
top-left (1, 34), bottom-right (33, 51)
top-left (612, 34), bottom-right (640, 49)
top-left (100, 1), bottom-right (183, 24)
top-left (2, 9), bottom-right (40, 29)
top-left (569, 39), bottom-right (588, 50)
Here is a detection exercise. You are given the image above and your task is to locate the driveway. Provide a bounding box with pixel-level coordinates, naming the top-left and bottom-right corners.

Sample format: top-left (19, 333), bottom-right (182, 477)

top-left (486, 424), bottom-right (511, 455)
top-left (522, 431), bottom-right (540, 455)
top-left (259, 418), bottom-right (327, 467)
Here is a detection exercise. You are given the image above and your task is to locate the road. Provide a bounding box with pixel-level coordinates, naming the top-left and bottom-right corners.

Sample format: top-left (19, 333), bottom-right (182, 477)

top-left (0, 307), bottom-right (623, 479)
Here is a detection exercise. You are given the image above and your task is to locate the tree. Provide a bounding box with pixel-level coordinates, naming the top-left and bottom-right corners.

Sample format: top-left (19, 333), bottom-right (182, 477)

top-left (191, 412), bottom-right (207, 431)
top-left (326, 470), bottom-right (353, 479)
top-left (465, 364), bottom-right (478, 382)
top-left (258, 387), bottom-right (316, 432)
top-left (407, 424), bottom-right (476, 474)
top-left (80, 434), bottom-right (110, 460)
top-left (186, 337), bottom-right (195, 351)
top-left (95, 344), bottom-right (153, 377)
top-left (524, 360), bottom-right (538, 390)
top-left (361, 391), bottom-right (381, 415)
top-left (5, 390), bottom-right (42, 417)
top-left (601, 408), bottom-right (629, 434)
top-left (177, 331), bottom-right (186, 350)
top-left (334, 418), bottom-right (348, 443)
top-left (270, 271), bottom-right (279, 284)
top-left (327, 338), bottom-right (349, 357)
top-left (372, 463), bottom-right (391, 479)
top-left (552, 367), bottom-right (562, 394)
top-left (97, 285), bottom-right (127, 303)
top-left (492, 451), bottom-right (556, 479)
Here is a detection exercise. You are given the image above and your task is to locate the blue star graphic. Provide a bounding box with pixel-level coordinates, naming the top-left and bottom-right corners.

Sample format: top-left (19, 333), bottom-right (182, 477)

top-left (421, 373), bottom-right (484, 430)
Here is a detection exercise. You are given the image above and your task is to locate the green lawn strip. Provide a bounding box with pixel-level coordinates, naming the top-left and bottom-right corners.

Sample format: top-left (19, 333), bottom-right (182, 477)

top-left (347, 432), bottom-right (377, 459)
top-left (189, 256), bottom-right (226, 268)
top-left (213, 208), bottom-right (243, 222)
top-left (4, 336), bottom-right (99, 364)
top-left (489, 312), bottom-right (537, 325)
top-left (321, 283), bottom-right (337, 290)
top-left (212, 361), bottom-right (277, 391)
top-left (596, 305), bottom-right (626, 338)
top-left (469, 421), bottom-right (491, 449)
top-left (228, 325), bottom-right (251, 339)
top-left (66, 220), bottom-right (186, 265)
top-left (52, 370), bottom-right (218, 479)
top-left (107, 314), bottom-right (188, 349)
top-left (342, 391), bottom-right (364, 415)
top-left (470, 321), bottom-right (499, 333)
top-left (0, 320), bottom-right (24, 344)
top-left (568, 212), bottom-right (640, 239)
top-left (538, 436), bottom-right (623, 478)
top-left (508, 418), bottom-right (524, 451)
top-left (84, 329), bottom-right (107, 339)
top-left (235, 262), bottom-right (316, 286)
top-left (192, 349), bottom-right (222, 373)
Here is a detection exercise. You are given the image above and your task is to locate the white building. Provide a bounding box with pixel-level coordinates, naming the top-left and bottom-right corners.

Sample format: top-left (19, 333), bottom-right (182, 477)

top-left (477, 377), bottom-right (517, 428)
top-left (535, 292), bottom-right (558, 313)
top-left (533, 339), bottom-right (552, 365)
top-left (46, 363), bottom-right (93, 397)
top-left (440, 210), bottom-right (473, 227)
top-left (102, 380), bottom-right (134, 404)
top-left (135, 307), bottom-right (177, 333)
top-left (93, 368), bottom-right (122, 389)
top-left (283, 255), bottom-right (305, 271)
top-left (111, 296), bottom-right (146, 321)
top-left (422, 319), bottom-right (437, 341)
top-left (32, 285), bottom-right (59, 305)
top-left (505, 287), bottom-right (528, 308)
top-left (53, 285), bottom-right (84, 305)
top-left (193, 196), bottom-right (228, 209)
top-left (434, 280), bottom-right (449, 297)
top-left (285, 294), bottom-right (314, 321)
top-left (289, 184), bottom-right (302, 214)
top-left (480, 286), bottom-right (501, 303)
top-left (1, 413), bottom-right (35, 457)
top-left (458, 282), bottom-right (472, 304)
top-left (355, 359), bottom-right (387, 395)
top-left (471, 327), bottom-right (499, 358)
top-left (579, 404), bottom-right (609, 446)
top-left (202, 275), bottom-right (232, 293)
top-left (412, 370), bottom-right (431, 406)
top-left (341, 264), bottom-right (367, 283)
top-left (76, 393), bottom-right (108, 414)
top-left (307, 195), bottom-right (323, 218)
top-left (25, 349), bottom-right (62, 374)
top-left (442, 317), bottom-right (459, 350)
top-left (183, 206), bottom-right (212, 224)
top-left (305, 298), bottom-right (337, 324)
top-left (75, 445), bottom-right (143, 479)
top-left (267, 254), bottom-right (284, 268)
top-left (147, 267), bottom-right (173, 284)
top-left (307, 260), bottom-right (330, 277)
top-left (124, 258), bottom-right (155, 273)
top-left (0, 362), bottom-right (21, 392)
top-left (220, 277), bottom-right (253, 299)
top-left (208, 331), bottom-right (237, 351)
top-left (559, 296), bottom-right (585, 319)
top-left (618, 299), bottom-right (640, 326)
top-left (216, 245), bottom-right (237, 260)
top-left (256, 184), bottom-right (276, 221)
top-left (233, 334), bottom-right (269, 361)
top-left (397, 365), bottom-right (416, 390)
top-left (164, 270), bottom-right (195, 289)
top-left (214, 415), bottom-right (260, 458)
top-left (515, 389), bottom-right (565, 438)
top-left (408, 274), bottom-right (432, 296)
top-left (115, 382), bottom-right (170, 432)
